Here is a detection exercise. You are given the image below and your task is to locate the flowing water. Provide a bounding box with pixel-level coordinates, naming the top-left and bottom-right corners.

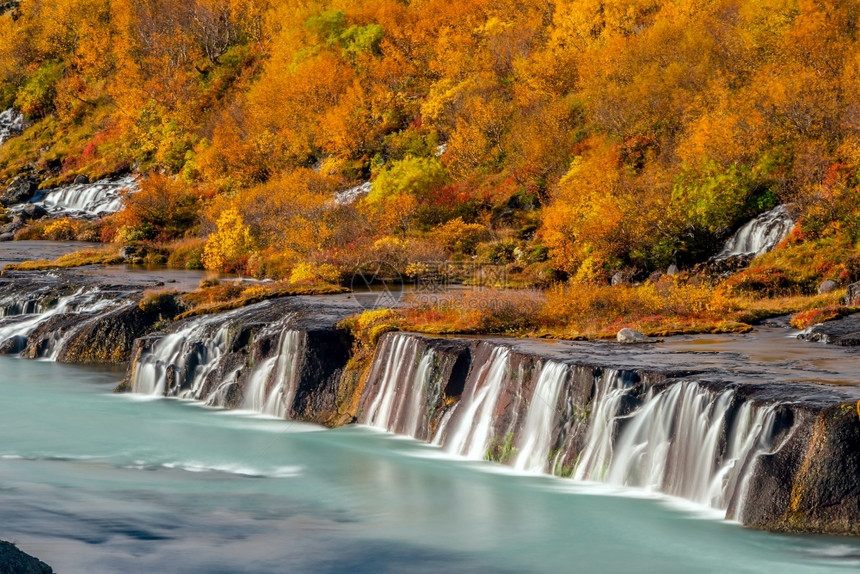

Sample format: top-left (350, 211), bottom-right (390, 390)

top-left (717, 205), bottom-right (795, 259)
top-left (1, 358), bottom-right (859, 573)
top-left (19, 175), bottom-right (139, 217)
top-left (0, 108), bottom-right (25, 146)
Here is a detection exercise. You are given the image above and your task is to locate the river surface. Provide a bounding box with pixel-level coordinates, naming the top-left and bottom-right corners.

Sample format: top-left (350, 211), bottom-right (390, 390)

top-left (1, 358), bottom-right (859, 573)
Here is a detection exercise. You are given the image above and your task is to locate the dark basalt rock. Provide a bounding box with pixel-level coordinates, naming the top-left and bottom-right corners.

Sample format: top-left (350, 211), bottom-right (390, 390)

top-left (0, 220), bottom-right (24, 236)
top-left (54, 299), bottom-right (181, 364)
top-left (798, 314), bottom-right (860, 346)
top-left (20, 203), bottom-right (47, 221)
top-left (0, 541), bottom-right (53, 574)
top-left (73, 174), bottom-right (90, 185)
top-left (692, 254), bottom-right (754, 278)
top-left (1, 175), bottom-right (36, 206)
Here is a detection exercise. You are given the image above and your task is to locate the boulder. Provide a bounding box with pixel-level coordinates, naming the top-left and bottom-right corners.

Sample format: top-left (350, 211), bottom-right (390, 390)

top-left (818, 279), bottom-right (839, 294)
top-left (846, 281), bottom-right (860, 306)
top-left (0, 220), bottom-right (23, 235)
top-left (73, 174), bottom-right (89, 185)
top-left (0, 233), bottom-right (13, 242)
top-left (667, 264), bottom-right (679, 276)
top-left (617, 328), bottom-right (653, 344)
top-left (119, 245), bottom-right (139, 260)
top-left (20, 203), bottom-right (47, 220)
top-left (647, 271), bottom-right (664, 283)
top-left (1, 175), bottom-right (36, 206)
top-left (611, 272), bottom-right (627, 286)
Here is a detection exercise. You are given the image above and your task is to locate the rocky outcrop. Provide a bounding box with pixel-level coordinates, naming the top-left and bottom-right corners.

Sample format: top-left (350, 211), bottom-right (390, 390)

top-left (797, 314), bottom-right (860, 346)
top-left (1, 175), bottom-right (36, 206)
top-left (51, 298), bottom-right (181, 364)
top-left (616, 327), bottom-right (654, 344)
top-left (0, 541), bottom-right (52, 574)
top-left (0, 270), bottom-right (182, 362)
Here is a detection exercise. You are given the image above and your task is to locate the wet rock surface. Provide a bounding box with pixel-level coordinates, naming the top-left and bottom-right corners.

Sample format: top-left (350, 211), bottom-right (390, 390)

top-left (1, 175), bottom-right (37, 206)
top-left (0, 541), bottom-right (53, 574)
top-left (798, 314), bottom-right (860, 346)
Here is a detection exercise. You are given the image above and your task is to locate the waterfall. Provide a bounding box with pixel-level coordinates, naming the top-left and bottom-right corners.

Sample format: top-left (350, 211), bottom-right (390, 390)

top-left (0, 288), bottom-right (117, 353)
top-left (577, 380), bottom-right (777, 513)
top-left (573, 369), bottom-right (630, 481)
top-left (241, 329), bottom-right (304, 418)
top-left (716, 205), bottom-right (794, 259)
top-left (435, 347), bottom-right (511, 459)
top-left (43, 297), bottom-right (127, 360)
top-left (22, 175), bottom-right (139, 217)
top-left (512, 361), bottom-right (568, 473)
top-left (334, 182), bottom-right (372, 206)
top-left (0, 295), bottom-right (45, 318)
top-left (129, 307), bottom-right (250, 397)
top-left (360, 334), bottom-right (438, 438)
top-left (0, 108), bottom-right (25, 146)
top-left (129, 306), bottom-right (307, 419)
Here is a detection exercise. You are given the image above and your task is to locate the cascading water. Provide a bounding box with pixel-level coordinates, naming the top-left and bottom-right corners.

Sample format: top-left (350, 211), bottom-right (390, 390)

top-left (21, 175), bottom-right (139, 217)
top-left (577, 380), bottom-right (777, 514)
top-left (356, 335), bottom-right (782, 517)
top-left (241, 328), bottom-right (304, 418)
top-left (0, 288), bottom-right (118, 353)
top-left (573, 369), bottom-right (630, 481)
top-left (129, 306), bottom-right (252, 398)
top-left (513, 361), bottom-right (568, 473)
top-left (0, 295), bottom-right (45, 318)
top-left (0, 108), bottom-right (25, 146)
top-left (716, 205), bottom-right (794, 259)
top-left (334, 182), bottom-right (372, 206)
top-left (129, 305), bottom-right (308, 419)
top-left (434, 347), bottom-right (511, 459)
top-left (360, 334), bottom-right (438, 438)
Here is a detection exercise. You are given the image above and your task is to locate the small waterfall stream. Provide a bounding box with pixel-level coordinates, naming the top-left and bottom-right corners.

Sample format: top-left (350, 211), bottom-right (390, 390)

top-left (0, 288), bottom-right (120, 354)
top-left (576, 381), bottom-right (777, 514)
top-left (360, 334), bottom-right (436, 437)
top-left (435, 347), bottom-right (511, 459)
top-left (20, 175), bottom-right (139, 217)
top-left (716, 205), bottom-right (794, 259)
top-left (513, 361), bottom-right (568, 473)
top-left (573, 369), bottom-right (630, 481)
top-left (0, 108), bottom-right (25, 146)
top-left (241, 329), bottom-right (304, 418)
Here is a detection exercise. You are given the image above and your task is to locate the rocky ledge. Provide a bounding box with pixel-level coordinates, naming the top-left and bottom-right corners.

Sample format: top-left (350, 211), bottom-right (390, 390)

top-left (359, 333), bottom-right (860, 536)
top-left (0, 541), bottom-right (52, 574)
top-left (799, 314), bottom-right (860, 346)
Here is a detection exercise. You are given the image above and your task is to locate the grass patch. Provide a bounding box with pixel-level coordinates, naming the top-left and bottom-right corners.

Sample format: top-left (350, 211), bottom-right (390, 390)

top-left (176, 279), bottom-right (348, 320)
top-left (4, 247), bottom-right (122, 270)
